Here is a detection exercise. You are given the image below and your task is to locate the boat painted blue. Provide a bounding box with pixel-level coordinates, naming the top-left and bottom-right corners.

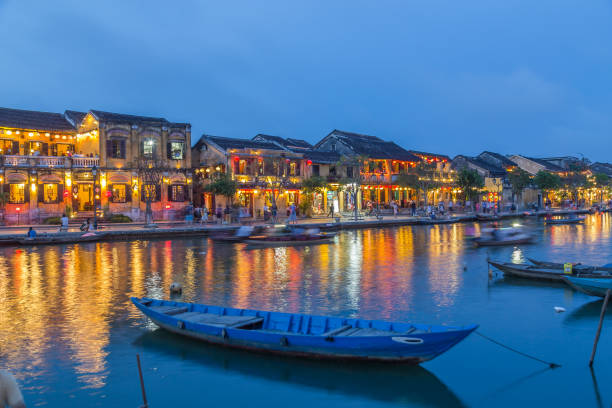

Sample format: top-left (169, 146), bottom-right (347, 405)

top-left (563, 276), bottom-right (612, 298)
top-left (131, 297), bottom-right (477, 363)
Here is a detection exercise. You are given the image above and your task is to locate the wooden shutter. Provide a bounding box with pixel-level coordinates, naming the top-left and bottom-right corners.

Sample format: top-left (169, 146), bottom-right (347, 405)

top-left (126, 184), bottom-right (131, 202)
top-left (57, 184), bottom-right (63, 203)
top-left (42, 143), bottom-right (49, 156)
top-left (156, 184), bottom-right (161, 202)
top-left (12, 141), bottom-right (19, 155)
top-left (24, 186), bottom-right (30, 203)
top-left (120, 140), bottom-right (126, 159)
top-left (106, 140), bottom-right (112, 158)
top-left (38, 184), bottom-right (44, 203)
top-left (167, 142), bottom-right (172, 159)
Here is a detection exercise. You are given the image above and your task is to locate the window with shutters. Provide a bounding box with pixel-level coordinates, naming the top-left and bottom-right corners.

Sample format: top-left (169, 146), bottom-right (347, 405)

top-left (111, 184), bottom-right (129, 203)
top-left (43, 184), bottom-right (59, 203)
top-left (9, 184), bottom-right (25, 204)
top-left (55, 143), bottom-right (73, 156)
top-left (169, 184), bottom-right (185, 202)
top-left (107, 139), bottom-right (126, 159)
top-left (168, 141), bottom-right (185, 160)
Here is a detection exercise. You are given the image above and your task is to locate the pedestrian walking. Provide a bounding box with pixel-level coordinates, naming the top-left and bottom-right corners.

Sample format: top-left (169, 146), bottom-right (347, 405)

top-left (289, 203), bottom-right (297, 224)
top-left (216, 205), bottom-right (223, 224)
top-left (271, 204), bottom-right (278, 223)
top-left (392, 201), bottom-right (398, 217)
top-left (59, 213), bottom-right (69, 232)
top-left (201, 206), bottom-right (208, 224)
top-left (410, 201), bottom-right (417, 216)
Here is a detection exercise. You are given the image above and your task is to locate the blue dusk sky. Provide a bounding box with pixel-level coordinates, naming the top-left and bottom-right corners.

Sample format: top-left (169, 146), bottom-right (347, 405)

top-left (1, 1), bottom-right (611, 161)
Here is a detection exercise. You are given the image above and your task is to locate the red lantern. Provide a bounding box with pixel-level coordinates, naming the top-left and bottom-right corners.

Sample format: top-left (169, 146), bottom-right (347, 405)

top-left (106, 191), bottom-right (112, 198)
top-left (233, 156), bottom-right (240, 162)
top-left (63, 191), bottom-right (69, 197)
top-left (307, 160), bottom-right (312, 166)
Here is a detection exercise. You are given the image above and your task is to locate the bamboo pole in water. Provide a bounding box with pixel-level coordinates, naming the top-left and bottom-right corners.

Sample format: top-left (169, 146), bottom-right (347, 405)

top-left (589, 289), bottom-right (611, 367)
top-left (136, 354), bottom-right (149, 408)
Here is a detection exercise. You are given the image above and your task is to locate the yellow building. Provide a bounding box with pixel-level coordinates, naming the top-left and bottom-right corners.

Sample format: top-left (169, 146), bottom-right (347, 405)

top-left (0, 107), bottom-right (191, 224)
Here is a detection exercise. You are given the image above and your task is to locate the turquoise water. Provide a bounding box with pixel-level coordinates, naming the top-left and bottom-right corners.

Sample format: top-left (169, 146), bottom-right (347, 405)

top-left (1, 214), bottom-right (611, 407)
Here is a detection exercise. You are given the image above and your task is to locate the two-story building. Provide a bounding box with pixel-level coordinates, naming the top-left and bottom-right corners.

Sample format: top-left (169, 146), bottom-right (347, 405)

top-left (0, 106), bottom-right (191, 224)
top-left (192, 135), bottom-right (303, 217)
top-left (314, 130), bottom-right (420, 209)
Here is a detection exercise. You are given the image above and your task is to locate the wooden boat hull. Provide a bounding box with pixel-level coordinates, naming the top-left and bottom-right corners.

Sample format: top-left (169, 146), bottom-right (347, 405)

top-left (563, 276), bottom-right (612, 297)
top-left (527, 258), bottom-right (612, 273)
top-left (132, 298), bottom-right (477, 363)
top-left (544, 218), bottom-right (585, 225)
top-left (488, 261), bottom-right (611, 282)
top-left (476, 215), bottom-right (500, 221)
top-left (17, 232), bottom-right (106, 246)
top-left (245, 235), bottom-right (335, 247)
top-left (474, 237), bottom-right (532, 247)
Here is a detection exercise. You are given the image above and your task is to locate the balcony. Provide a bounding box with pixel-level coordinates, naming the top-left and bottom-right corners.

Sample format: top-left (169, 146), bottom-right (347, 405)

top-left (1, 155), bottom-right (99, 168)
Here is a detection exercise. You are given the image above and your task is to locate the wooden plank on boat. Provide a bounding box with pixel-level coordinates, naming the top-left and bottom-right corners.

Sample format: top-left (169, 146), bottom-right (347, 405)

top-left (173, 312), bottom-right (261, 328)
top-left (321, 325), bottom-right (352, 337)
top-left (338, 328), bottom-right (395, 337)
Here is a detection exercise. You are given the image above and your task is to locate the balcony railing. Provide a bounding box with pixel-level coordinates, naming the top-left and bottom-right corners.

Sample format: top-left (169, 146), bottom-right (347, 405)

top-left (1, 155), bottom-right (99, 168)
top-left (71, 157), bottom-right (100, 168)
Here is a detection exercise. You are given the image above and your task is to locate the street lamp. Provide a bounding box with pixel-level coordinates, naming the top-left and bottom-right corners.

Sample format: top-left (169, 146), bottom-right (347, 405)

top-left (92, 165), bottom-right (98, 230)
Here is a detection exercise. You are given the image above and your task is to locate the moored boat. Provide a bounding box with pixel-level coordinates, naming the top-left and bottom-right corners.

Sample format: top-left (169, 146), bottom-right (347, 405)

top-left (131, 297), bottom-right (477, 363)
top-left (526, 258), bottom-right (612, 273)
top-left (211, 226), bottom-right (256, 243)
top-left (562, 276), bottom-right (612, 298)
top-left (488, 260), bottom-right (611, 282)
top-left (17, 232), bottom-right (106, 246)
top-left (473, 227), bottom-right (533, 247)
top-left (245, 227), bottom-right (336, 247)
top-left (544, 216), bottom-right (585, 225)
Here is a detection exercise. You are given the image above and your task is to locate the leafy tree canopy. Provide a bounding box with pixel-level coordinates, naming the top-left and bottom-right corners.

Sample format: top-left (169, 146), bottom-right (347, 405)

top-left (534, 171), bottom-right (562, 191)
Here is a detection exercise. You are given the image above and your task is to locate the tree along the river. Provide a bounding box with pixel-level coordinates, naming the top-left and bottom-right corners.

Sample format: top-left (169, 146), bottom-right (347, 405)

top-left (202, 174), bottom-right (237, 206)
top-left (455, 169), bottom-right (484, 210)
top-left (507, 168), bottom-right (531, 207)
top-left (338, 155), bottom-right (368, 221)
top-left (300, 175), bottom-right (326, 217)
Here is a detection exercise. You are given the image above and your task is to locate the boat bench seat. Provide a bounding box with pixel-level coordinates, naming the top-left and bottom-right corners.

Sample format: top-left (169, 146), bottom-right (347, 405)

top-left (172, 312), bottom-right (263, 328)
top-left (321, 325), bottom-right (353, 337)
top-left (150, 306), bottom-right (189, 316)
top-left (336, 328), bottom-right (396, 337)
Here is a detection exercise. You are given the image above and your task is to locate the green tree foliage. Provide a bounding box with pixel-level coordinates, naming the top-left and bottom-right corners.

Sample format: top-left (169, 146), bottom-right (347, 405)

top-left (338, 155), bottom-right (368, 221)
top-left (395, 173), bottom-right (440, 206)
top-left (593, 173), bottom-right (610, 203)
top-left (534, 171), bottom-right (562, 191)
top-left (455, 169), bottom-right (484, 205)
top-left (507, 168), bottom-right (531, 203)
top-left (300, 176), bottom-right (326, 217)
top-left (202, 174), bottom-right (237, 203)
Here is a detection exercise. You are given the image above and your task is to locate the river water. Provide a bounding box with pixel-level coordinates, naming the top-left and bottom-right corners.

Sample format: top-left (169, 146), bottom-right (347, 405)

top-left (1, 214), bottom-right (612, 407)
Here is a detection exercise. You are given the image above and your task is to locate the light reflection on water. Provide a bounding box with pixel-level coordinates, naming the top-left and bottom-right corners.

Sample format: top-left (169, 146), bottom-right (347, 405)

top-left (0, 213), bottom-right (612, 407)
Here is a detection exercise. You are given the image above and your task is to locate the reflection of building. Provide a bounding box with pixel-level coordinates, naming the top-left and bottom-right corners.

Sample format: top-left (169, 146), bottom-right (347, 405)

top-left (0, 107), bottom-right (191, 224)
top-left (192, 135), bottom-right (303, 216)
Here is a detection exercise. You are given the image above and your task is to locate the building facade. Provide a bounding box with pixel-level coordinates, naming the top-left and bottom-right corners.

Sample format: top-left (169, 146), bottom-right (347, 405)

top-left (0, 107), bottom-right (191, 224)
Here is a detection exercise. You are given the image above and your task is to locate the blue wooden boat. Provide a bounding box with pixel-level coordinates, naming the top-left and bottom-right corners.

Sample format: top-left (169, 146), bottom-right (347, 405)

top-left (131, 297), bottom-right (477, 363)
top-left (563, 276), bottom-right (612, 297)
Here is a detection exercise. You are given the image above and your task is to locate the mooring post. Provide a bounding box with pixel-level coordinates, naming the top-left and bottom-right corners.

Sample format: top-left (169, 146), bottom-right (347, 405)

top-left (136, 354), bottom-right (149, 408)
top-left (589, 289), bottom-right (611, 367)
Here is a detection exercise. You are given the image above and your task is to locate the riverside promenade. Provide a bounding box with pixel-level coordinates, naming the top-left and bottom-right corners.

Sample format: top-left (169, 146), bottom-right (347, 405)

top-left (0, 208), bottom-right (592, 245)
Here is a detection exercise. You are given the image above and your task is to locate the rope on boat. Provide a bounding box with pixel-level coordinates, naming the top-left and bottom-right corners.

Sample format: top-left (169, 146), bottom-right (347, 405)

top-left (475, 331), bottom-right (561, 369)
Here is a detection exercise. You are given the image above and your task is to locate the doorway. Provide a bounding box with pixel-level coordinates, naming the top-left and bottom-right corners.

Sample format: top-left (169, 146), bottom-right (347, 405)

top-left (74, 183), bottom-right (93, 211)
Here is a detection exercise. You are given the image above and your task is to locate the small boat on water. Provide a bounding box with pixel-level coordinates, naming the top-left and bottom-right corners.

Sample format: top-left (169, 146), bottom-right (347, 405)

top-left (131, 297), bottom-right (478, 363)
top-left (562, 276), bottom-right (612, 297)
top-left (473, 227), bottom-right (533, 247)
top-left (544, 216), bottom-right (585, 225)
top-left (17, 232), bottom-right (106, 246)
top-left (526, 258), bottom-right (612, 273)
top-left (211, 226), bottom-right (256, 242)
top-left (245, 226), bottom-right (335, 247)
top-left (488, 260), bottom-right (611, 282)
top-left (476, 214), bottom-right (500, 221)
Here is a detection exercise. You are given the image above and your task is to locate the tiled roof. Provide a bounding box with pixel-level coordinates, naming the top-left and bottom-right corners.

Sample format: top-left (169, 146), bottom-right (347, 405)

top-left (410, 150), bottom-right (451, 162)
top-left (479, 151), bottom-right (516, 167)
top-left (321, 129), bottom-right (419, 162)
top-left (0, 107), bottom-right (76, 132)
top-left (528, 157), bottom-right (564, 172)
top-left (253, 134), bottom-right (313, 150)
top-left (64, 110), bottom-right (87, 127)
top-left (591, 162), bottom-right (612, 176)
top-left (205, 135), bottom-right (282, 151)
top-left (90, 110), bottom-right (169, 124)
top-left (302, 150), bottom-right (341, 164)
top-left (455, 155), bottom-right (507, 176)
